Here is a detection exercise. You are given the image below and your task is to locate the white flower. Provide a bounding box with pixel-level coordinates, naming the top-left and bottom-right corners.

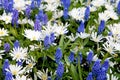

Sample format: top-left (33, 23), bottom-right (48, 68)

top-left (107, 23), bottom-right (120, 35)
top-left (107, 74), bottom-right (118, 80)
top-left (0, 50), bottom-right (5, 59)
top-left (18, 18), bottom-right (34, 26)
top-left (24, 29), bottom-right (41, 41)
top-left (13, 0), bottom-right (31, 12)
top-left (66, 33), bottom-right (77, 41)
top-left (104, 10), bottom-right (118, 20)
top-left (53, 10), bottom-right (63, 19)
top-left (103, 41), bottom-right (116, 54)
top-left (25, 56), bottom-right (36, 73)
top-left (6, 64), bottom-right (24, 76)
top-left (98, 12), bottom-right (110, 22)
top-left (76, 32), bottom-right (90, 39)
top-left (54, 22), bottom-right (69, 36)
top-left (91, 0), bottom-right (106, 7)
top-left (29, 44), bottom-right (40, 51)
top-left (10, 47), bottom-right (28, 61)
top-left (0, 12), bottom-right (12, 24)
top-left (90, 32), bottom-right (103, 42)
top-left (37, 69), bottom-right (48, 80)
top-left (69, 7), bottom-right (86, 21)
top-left (0, 28), bottom-right (8, 37)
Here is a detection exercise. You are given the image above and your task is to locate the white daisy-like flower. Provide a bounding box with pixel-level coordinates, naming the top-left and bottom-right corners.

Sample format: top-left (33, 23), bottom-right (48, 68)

top-left (24, 29), bottom-right (42, 41)
top-left (98, 12), bottom-right (110, 22)
top-left (13, 0), bottom-right (31, 12)
top-left (18, 18), bottom-right (34, 26)
top-left (6, 64), bottom-right (24, 76)
top-left (91, 0), bottom-right (106, 7)
top-left (25, 56), bottom-right (36, 73)
top-left (10, 47), bottom-right (28, 61)
top-left (90, 32), bottom-right (103, 42)
top-left (0, 28), bottom-right (8, 37)
top-left (66, 33), bottom-right (77, 41)
top-left (104, 10), bottom-right (118, 20)
top-left (103, 41), bottom-right (116, 54)
top-left (107, 74), bottom-right (119, 80)
top-left (53, 10), bottom-right (63, 19)
top-left (69, 7), bottom-right (86, 21)
top-left (76, 32), bottom-right (90, 39)
top-left (0, 12), bottom-right (12, 24)
top-left (54, 22), bottom-right (69, 36)
top-left (37, 69), bottom-right (48, 80)
top-left (108, 23), bottom-right (120, 36)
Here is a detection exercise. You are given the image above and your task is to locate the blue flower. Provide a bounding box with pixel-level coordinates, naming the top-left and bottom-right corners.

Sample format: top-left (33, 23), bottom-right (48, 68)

top-left (84, 6), bottom-right (90, 21)
top-left (86, 50), bottom-right (93, 64)
top-left (77, 21), bottom-right (85, 33)
top-left (12, 9), bottom-right (19, 27)
top-left (30, 0), bottom-right (35, 9)
top-left (14, 40), bottom-right (20, 48)
top-left (56, 62), bottom-right (64, 79)
top-left (86, 72), bottom-right (93, 80)
top-left (63, 8), bottom-right (69, 19)
top-left (68, 51), bottom-right (74, 63)
top-left (5, 71), bottom-right (13, 80)
top-left (96, 67), bottom-right (107, 80)
top-left (44, 35), bottom-right (50, 48)
top-left (25, 6), bottom-right (31, 18)
top-left (17, 59), bottom-right (23, 66)
top-left (98, 20), bottom-right (105, 34)
top-left (50, 33), bottom-right (55, 44)
top-left (36, 0), bottom-right (41, 7)
top-left (117, 1), bottom-right (120, 15)
top-left (4, 43), bottom-right (10, 52)
top-left (55, 48), bottom-right (62, 63)
top-left (61, 0), bottom-right (71, 19)
top-left (41, 14), bottom-right (48, 25)
top-left (101, 59), bottom-right (109, 72)
top-left (34, 18), bottom-right (41, 31)
top-left (3, 59), bottom-right (9, 75)
top-left (92, 59), bottom-right (101, 77)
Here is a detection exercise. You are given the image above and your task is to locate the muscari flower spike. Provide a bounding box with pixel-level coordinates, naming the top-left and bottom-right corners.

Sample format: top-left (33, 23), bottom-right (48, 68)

top-left (86, 50), bottom-right (93, 64)
top-left (14, 40), bottom-right (20, 48)
top-left (117, 1), bottom-right (120, 15)
top-left (101, 59), bottom-right (109, 72)
top-left (44, 35), bottom-right (50, 48)
top-left (84, 6), bottom-right (90, 21)
top-left (3, 59), bottom-right (10, 75)
top-left (97, 20), bottom-right (105, 34)
top-left (55, 48), bottom-right (62, 63)
top-left (4, 43), bottom-right (10, 52)
top-left (12, 9), bottom-right (19, 27)
top-left (77, 21), bottom-right (85, 33)
top-left (96, 67), bottom-right (107, 80)
top-left (50, 33), bottom-right (55, 44)
top-left (25, 6), bottom-right (31, 18)
top-left (92, 59), bottom-right (101, 77)
top-left (34, 18), bottom-right (41, 31)
top-left (5, 71), bottom-right (13, 80)
top-left (86, 72), bottom-right (93, 80)
top-left (56, 62), bottom-right (64, 79)
top-left (68, 51), bottom-right (74, 63)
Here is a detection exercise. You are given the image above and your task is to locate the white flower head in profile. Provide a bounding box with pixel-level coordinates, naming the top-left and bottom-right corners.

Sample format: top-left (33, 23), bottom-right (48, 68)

top-left (90, 32), bottom-right (103, 42)
top-left (24, 29), bottom-right (41, 41)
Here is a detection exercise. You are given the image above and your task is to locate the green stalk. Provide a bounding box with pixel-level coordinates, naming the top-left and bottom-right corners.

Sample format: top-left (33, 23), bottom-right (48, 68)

top-left (78, 57), bottom-right (83, 80)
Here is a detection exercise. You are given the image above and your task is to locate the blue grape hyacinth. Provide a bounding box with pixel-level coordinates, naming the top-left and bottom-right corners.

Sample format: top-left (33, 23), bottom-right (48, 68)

top-left (3, 59), bottom-right (10, 75)
top-left (98, 20), bottom-right (105, 34)
top-left (4, 43), bottom-right (10, 52)
top-left (77, 21), bottom-right (85, 33)
top-left (55, 48), bottom-right (62, 63)
top-left (56, 62), bottom-right (64, 79)
top-left (86, 50), bottom-right (93, 64)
